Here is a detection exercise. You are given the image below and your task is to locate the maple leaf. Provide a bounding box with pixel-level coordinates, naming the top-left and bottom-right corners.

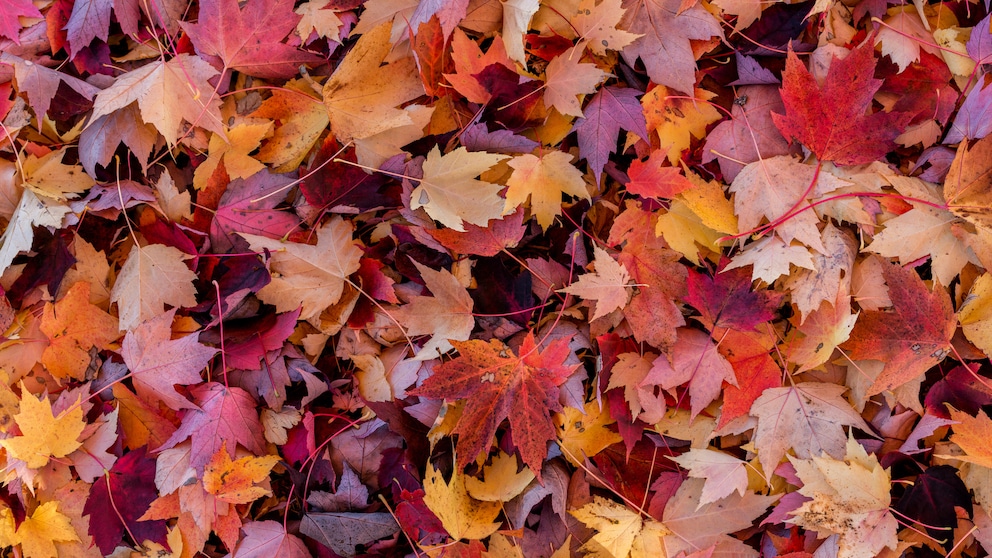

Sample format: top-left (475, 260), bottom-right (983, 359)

top-left (772, 43), bottom-right (912, 165)
top-left (422, 463), bottom-right (501, 540)
top-left (504, 150), bottom-right (589, 231)
top-left (944, 132), bottom-right (992, 234)
top-left (841, 262), bottom-right (954, 395)
top-left (110, 243), bottom-right (199, 331)
top-left (725, 235), bottom-right (816, 284)
top-left (960, 273), bottom-right (992, 358)
top-left (560, 245), bottom-right (633, 321)
top-left (88, 54), bottom-right (226, 145)
top-left (788, 293), bottom-right (859, 372)
top-left (652, 328), bottom-right (737, 418)
top-left (685, 265), bottom-right (783, 331)
top-left (428, 207), bottom-right (527, 257)
top-left (703, 84), bottom-right (791, 182)
top-left (608, 204), bottom-right (687, 349)
top-left (40, 282), bottom-right (118, 381)
top-left (607, 351), bottom-right (667, 424)
top-left (0, 0), bottom-right (41, 44)
top-left (204, 443), bottom-right (280, 504)
top-left (574, 86), bottom-right (650, 183)
top-left (393, 261), bottom-right (475, 360)
top-left (543, 46), bottom-right (608, 117)
top-left (83, 446), bottom-right (167, 554)
top-left (251, 78), bottom-right (329, 172)
top-left (444, 30), bottom-right (514, 104)
top-left (409, 146), bottom-right (509, 231)
top-left (750, 382), bottom-right (870, 478)
top-left (0, 501), bottom-right (78, 558)
top-left (619, 0), bottom-right (724, 95)
top-left (240, 216), bottom-right (362, 322)
top-left (121, 309), bottom-right (218, 411)
top-left (866, 204), bottom-right (973, 287)
top-left (0, 189), bottom-right (71, 273)
top-left (0, 52), bottom-right (101, 120)
top-left (670, 449), bottom-right (749, 507)
top-left (0, 387), bottom-right (84, 469)
top-left (643, 85), bottom-right (722, 164)
top-left (729, 156), bottom-right (851, 252)
top-left (192, 122), bottom-right (273, 191)
top-left (80, 104), bottom-right (159, 176)
top-left (788, 436), bottom-right (898, 558)
top-left (230, 521), bottom-right (310, 558)
top-left (410, 333), bottom-right (576, 476)
top-left (464, 450), bottom-right (536, 502)
top-left (158, 383), bottom-right (267, 470)
top-left (572, 0), bottom-right (642, 56)
top-left (180, 0), bottom-right (322, 78)
top-left (322, 21), bottom-right (425, 142)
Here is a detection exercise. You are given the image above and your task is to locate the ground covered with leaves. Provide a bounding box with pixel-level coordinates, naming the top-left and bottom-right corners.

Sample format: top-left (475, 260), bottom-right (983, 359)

top-left (3, 0), bottom-right (992, 556)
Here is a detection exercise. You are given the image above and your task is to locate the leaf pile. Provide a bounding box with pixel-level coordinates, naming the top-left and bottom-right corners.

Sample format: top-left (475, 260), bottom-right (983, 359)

top-left (4, 0), bottom-right (992, 556)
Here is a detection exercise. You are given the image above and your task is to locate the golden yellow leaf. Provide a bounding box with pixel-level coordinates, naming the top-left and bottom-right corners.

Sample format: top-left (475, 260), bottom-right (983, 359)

top-left (642, 86), bottom-right (721, 164)
top-left (40, 282), bottom-right (119, 381)
top-left (944, 407), bottom-right (992, 469)
top-left (21, 147), bottom-right (95, 201)
top-left (0, 387), bottom-right (85, 468)
top-left (571, 496), bottom-right (644, 558)
top-left (960, 273), bottom-right (992, 359)
top-left (12, 501), bottom-right (79, 558)
top-left (253, 79), bottom-right (330, 172)
top-left (422, 462), bottom-right (501, 541)
top-left (322, 22), bottom-right (424, 142)
top-left (192, 121), bottom-right (273, 190)
top-left (464, 451), bottom-right (536, 502)
top-left (571, 0), bottom-right (642, 56)
top-left (556, 400), bottom-right (622, 467)
top-left (203, 443), bottom-right (281, 504)
top-left (505, 150), bottom-right (589, 231)
top-left (410, 146), bottom-right (510, 232)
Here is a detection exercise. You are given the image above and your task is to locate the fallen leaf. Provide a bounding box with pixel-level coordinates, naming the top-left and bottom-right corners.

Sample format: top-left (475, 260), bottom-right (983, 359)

top-left (422, 463), bottom-right (501, 540)
top-left (410, 146), bottom-right (509, 231)
top-left (40, 282), bottom-right (118, 381)
top-left (393, 260), bottom-right (475, 360)
top-left (110, 243), bottom-right (199, 331)
top-left (0, 387), bottom-right (84, 469)
top-left (505, 150), bottom-right (589, 231)
top-left (559, 245), bottom-right (633, 321)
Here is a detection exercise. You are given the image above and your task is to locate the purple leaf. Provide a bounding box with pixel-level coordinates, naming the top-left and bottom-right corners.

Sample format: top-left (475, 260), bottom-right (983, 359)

top-left (945, 79), bottom-right (992, 143)
top-left (573, 86), bottom-right (649, 182)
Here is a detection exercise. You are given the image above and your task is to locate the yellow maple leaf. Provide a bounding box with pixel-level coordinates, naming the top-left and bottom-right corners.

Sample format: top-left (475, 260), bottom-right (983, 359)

top-left (0, 387), bottom-right (85, 468)
top-left (20, 147), bottom-right (95, 201)
top-left (192, 121), bottom-right (273, 190)
top-left (504, 150), bottom-right (590, 231)
top-left (571, 496), bottom-right (650, 557)
top-left (559, 245), bottom-right (632, 321)
top-left (643, 86), bottom-right (721, 164)
top-left (464, 451), bottom-right (536, 502)
top-left (203, 443), bottom-right (281, 504)
top-left (322, 21), bottom-right (424, 142)
top-left (961, 273), bottom-right (992, 358)
top-left (422, 462), bottom-right (501, 541)
top-left (252, 79), bottom-right (329, 172)
top-left (40, 282), bottom-right (119, 381)
top-left (5, 502), bottom-right (79, 558)
top-left (556, 400), bottom-right (622, 467)
top-left (410, 146), bottom-right (510, 232)
top-left (943, 407), bottom-right (992, 469)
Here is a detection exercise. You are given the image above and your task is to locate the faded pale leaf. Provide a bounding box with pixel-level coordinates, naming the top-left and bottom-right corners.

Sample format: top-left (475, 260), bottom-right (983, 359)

top-left (410, 146), bottom-right (509, 231)
top-left (559, 245), bottom-right (632, 321)
top-left (110, 243), bottom-right (199, 332)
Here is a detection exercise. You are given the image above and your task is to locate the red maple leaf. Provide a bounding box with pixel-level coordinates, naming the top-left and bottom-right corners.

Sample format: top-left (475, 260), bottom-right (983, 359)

top-left (0, 0), bottom-right (42, 44)
top-left (685, 265), bottom-right (783, 331)
top-left (181, 0), bottom-right (322, 79)
top-left (409, 333), bottom-right (576, 478)
top-left (841, 262), bottom-right (955, 395)
top-left (772, 41), bottom-right (912, 165)
top-left (83, 447), bottom-right (168, 554)
top-left (157, 383), bottom-right (267, 470)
